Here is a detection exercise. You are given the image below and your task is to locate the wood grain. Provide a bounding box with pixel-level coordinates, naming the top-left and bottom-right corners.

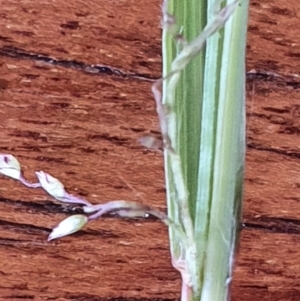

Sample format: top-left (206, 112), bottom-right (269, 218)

top-left (1, 0), bottom-right (300, 300)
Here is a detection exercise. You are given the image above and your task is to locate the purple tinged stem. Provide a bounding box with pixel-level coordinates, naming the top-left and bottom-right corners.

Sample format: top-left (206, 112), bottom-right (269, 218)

top-left (19, 176), bottom-right (42, 188)
top-left (87, 204), bottom-right (111, 220)
top-left (87, 201), bottom-right (134, 220)
top-left (63, 192), bottom-right (93, 206)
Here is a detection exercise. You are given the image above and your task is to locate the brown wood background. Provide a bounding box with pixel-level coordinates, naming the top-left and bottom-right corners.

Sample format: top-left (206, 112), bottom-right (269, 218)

top-left (1, 0), bottom-right (300, 300)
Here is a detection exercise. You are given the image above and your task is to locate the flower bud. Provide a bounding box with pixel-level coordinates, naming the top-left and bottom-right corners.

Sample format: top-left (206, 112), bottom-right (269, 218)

top-left (0, 154), bottom-right (22, 180)
top-left (35, 171), bottom-right (65, 199)
top-left (48, 214), bottom-right (88, 241)
top-left (138, 136), bottom-right (163, 150)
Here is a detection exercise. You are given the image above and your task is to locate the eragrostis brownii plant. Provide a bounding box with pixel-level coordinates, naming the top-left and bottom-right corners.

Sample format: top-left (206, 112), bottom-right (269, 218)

top-left (0, 0), bottom-right (249, 300)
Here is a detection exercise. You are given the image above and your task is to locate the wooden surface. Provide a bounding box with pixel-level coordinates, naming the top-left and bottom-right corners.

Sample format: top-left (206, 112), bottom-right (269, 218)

top-left (1, 0), bottom-right (300, 300)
